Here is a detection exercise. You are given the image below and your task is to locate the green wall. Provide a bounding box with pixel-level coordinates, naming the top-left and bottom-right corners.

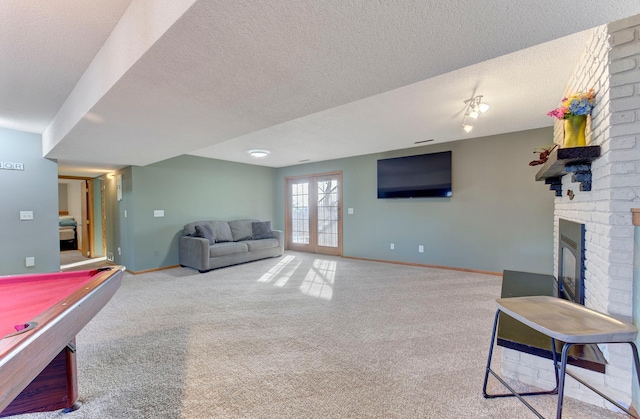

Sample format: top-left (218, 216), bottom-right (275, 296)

top-left (0, 126), bottom-right (555, 276)
top-left (101, 128), bottom-right (554, 274)
top-left (0, 128), bottom-right (60, 274)
top-left (276, 127), bottom-right (555, 274)
top-left (107, 155), bottom-right (277, 272)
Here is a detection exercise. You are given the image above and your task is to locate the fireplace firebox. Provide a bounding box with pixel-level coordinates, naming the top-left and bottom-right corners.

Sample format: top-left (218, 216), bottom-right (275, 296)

top-left (496, 219), bottom-right (606, 373)
top-left (558, 219), bottom-right (585, 305)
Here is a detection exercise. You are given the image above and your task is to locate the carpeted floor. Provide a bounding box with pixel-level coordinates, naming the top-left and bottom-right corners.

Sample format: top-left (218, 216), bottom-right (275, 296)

top-left (60, 250), bottom-right (109, 271)
top-left (12, 252), bottom-right (628, 418)
top-left (60, 250), bottom-right (89, 265)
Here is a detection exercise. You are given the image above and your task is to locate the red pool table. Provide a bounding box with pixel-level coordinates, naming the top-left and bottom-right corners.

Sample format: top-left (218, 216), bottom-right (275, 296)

top-left (0, 266), bottom-right (124, 417)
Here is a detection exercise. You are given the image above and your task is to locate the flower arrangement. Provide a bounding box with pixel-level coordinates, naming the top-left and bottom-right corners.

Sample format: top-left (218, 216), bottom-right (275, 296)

top-left (547, 89), bottom-right (596, 119)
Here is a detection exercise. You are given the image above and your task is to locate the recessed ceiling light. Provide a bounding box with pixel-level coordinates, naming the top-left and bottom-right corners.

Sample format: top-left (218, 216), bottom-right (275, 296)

top-left (414, 139), bottom-right (434, 144)
top-left (248, 149), bottom-right (270, 158)
top-left (84, 112), bottom-right (105, 124)
top-left (299, 159), bottom-right (310, 162)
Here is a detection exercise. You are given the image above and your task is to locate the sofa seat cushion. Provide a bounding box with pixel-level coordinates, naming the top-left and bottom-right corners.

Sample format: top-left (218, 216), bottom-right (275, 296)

top-left (209, 242), bottom-right (248, 257)
top-left (242, 238), bottom-right (279, 252)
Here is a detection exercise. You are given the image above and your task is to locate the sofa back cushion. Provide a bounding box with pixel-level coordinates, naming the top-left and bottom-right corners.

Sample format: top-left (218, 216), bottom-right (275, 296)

top-left (251, 221), bottom-right (274, 239)
top-left (194, 224), bottom-right (215, 244)
top-left (228, 219), bottom-right (258, 241)
top-left (183, 221), bottom-right (233, 243)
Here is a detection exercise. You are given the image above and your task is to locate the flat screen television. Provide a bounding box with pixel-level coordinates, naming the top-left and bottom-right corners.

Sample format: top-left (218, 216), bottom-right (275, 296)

top-left (377, 151), bottom-right (452, 198)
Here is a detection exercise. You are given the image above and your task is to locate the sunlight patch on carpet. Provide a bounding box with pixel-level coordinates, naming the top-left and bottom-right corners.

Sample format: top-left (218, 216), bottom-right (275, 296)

top-left (299, 259), bottom-right (335, 300)
top-left (258, 255), bottom-right (300, 287)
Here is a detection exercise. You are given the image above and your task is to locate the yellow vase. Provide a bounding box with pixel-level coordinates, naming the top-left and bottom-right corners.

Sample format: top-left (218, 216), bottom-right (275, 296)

top-left (563, 115), bottom-right (587, 148)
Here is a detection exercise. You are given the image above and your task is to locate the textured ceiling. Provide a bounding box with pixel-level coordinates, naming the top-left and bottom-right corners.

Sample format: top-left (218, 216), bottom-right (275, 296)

top-left (2, 1), bottom-right (640, 176)
top-left (0, 0), bottom-right (135, 134)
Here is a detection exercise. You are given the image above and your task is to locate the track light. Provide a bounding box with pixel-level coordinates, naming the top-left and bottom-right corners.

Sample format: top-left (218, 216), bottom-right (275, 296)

top-left (461, 95), bottom-right (489, 133)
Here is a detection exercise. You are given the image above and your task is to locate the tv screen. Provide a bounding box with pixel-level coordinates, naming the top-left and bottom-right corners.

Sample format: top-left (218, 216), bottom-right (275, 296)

top-left (377, 151), bottom-right (452, 198)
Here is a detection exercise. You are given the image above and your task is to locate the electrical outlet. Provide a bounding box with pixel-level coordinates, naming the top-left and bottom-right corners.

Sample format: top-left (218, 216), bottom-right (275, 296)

top-left (25, 257), bottom-right (35, 267)
top-left (20, 211), bottom-right (33, 220)
top-left (390, 243), bottom-right (394, 250)
top-left (107, 252), bottom-right (114, 262)
top-left (418, 245), bottom-right (424, 253)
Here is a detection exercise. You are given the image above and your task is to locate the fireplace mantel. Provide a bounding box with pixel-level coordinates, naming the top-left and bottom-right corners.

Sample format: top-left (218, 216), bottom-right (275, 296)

top-left (535, 146), bottom-right (601, 196)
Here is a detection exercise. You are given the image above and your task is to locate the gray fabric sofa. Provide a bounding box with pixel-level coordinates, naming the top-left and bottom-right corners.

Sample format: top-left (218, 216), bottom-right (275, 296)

top-left (178, 219), bottom-right (284, 273)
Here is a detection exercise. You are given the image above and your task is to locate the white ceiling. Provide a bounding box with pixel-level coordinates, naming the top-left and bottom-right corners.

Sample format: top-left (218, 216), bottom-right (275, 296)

top-left (2, 1), bottom-right (640, 176)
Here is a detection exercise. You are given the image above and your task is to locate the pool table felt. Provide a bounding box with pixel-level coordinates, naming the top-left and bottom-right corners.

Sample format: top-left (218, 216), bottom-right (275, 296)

top-left (0, 270), bottom-right (98, 338)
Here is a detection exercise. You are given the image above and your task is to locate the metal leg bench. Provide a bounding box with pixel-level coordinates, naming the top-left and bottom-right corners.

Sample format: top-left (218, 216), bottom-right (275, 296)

top-left (482, 296), bottom-right (640, 418)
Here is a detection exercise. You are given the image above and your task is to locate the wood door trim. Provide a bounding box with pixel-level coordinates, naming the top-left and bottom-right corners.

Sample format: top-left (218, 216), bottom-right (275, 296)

top-left (58, 176), bottom-right (91, 181)
top-left (86, 180), bottom-right (94, 257)
top-left (101, 180), bottom-right (107, 256)
top-left (312, 174), bottom-right (342, 256)
top-left (285, 177), bottom-right (313, 252)
top-left (284, 172), bottom-right (343, 256)
top-left (284, 171), bottom-right (342, 181)
top-left (58, 176), bottom-right (94, 258)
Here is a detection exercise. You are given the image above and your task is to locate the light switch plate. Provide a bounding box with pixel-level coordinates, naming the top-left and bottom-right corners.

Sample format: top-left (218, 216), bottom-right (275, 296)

top-left (348, 208), bottom-right (354, 215)
top-left (25, 257), bottom-right (35, 267)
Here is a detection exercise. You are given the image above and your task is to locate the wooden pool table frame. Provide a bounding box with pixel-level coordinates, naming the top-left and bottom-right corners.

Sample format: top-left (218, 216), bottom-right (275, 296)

top-left (0, 266), bottom-right (124, 416)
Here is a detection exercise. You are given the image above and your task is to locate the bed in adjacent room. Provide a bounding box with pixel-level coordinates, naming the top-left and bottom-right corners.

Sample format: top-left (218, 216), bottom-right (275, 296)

top-left (59, 215), bottom-right (77, 250)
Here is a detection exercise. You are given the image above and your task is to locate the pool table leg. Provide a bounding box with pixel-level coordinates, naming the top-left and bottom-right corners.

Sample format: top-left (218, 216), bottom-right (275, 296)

top-left (0, 338), bottom-right (79, 417)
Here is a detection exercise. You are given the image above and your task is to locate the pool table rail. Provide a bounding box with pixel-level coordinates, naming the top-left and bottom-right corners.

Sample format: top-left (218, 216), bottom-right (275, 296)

top-left (0, 266), bottom-right (125, 415)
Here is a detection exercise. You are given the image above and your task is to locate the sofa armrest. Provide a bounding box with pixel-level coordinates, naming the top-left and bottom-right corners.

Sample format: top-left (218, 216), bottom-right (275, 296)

top-left (272, 230), bottom-right (284, 256)
top-left (179, 236), bottom-right (210, 271)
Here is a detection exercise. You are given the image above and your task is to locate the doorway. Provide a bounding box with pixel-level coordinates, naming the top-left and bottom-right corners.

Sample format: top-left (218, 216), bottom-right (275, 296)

top-left (285, 172), bottom-right (342, 256)
top-left (58, 176), bottom-right (104, 259)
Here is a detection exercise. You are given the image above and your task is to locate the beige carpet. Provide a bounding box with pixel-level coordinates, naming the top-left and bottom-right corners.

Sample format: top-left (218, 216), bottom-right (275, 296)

top-left (12, 252), bottom-right (628, 418)
top-left (60, 250), bottom-right (88, 265)
top-left (60, 250), bottom-right (109, 271)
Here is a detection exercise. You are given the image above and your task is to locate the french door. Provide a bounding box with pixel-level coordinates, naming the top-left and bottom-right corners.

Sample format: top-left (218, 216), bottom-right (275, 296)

top-left (285, 172), bottom-right (342, 256)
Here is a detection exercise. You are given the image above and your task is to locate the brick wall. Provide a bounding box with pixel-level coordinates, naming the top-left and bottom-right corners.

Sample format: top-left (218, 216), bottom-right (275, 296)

top-left (501, 14), bottom-right (640, 410)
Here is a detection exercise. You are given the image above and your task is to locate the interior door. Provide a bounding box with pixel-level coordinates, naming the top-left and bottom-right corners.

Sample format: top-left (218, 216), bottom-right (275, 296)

top-left (286, 172), bottom-right (342, 256)
top-left (80, 180), bottom-right (91, 257)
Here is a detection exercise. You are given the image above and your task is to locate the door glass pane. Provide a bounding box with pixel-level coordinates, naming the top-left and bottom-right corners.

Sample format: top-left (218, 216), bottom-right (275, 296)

top-left (291, 182), bottom-right (309, 244)
top-left (317, 179), bottom-right (338, 247)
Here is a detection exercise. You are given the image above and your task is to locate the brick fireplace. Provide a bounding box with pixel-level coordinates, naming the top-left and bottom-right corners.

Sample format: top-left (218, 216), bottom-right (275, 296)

top-left (501, 14), bottom-right (640, 410)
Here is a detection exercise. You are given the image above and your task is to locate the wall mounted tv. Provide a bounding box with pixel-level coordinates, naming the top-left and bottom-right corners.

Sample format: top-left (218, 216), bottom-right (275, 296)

top-left (377, 151), bottom-right (452, 199)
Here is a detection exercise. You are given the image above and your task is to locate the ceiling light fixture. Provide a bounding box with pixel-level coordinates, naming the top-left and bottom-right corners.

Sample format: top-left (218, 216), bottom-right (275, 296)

top-left (248, 149), bottom-right (270, 158)
top-left (461, 95), bottom-right (489, 133)
top-left (83, 112), bottom-right (105, 124)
